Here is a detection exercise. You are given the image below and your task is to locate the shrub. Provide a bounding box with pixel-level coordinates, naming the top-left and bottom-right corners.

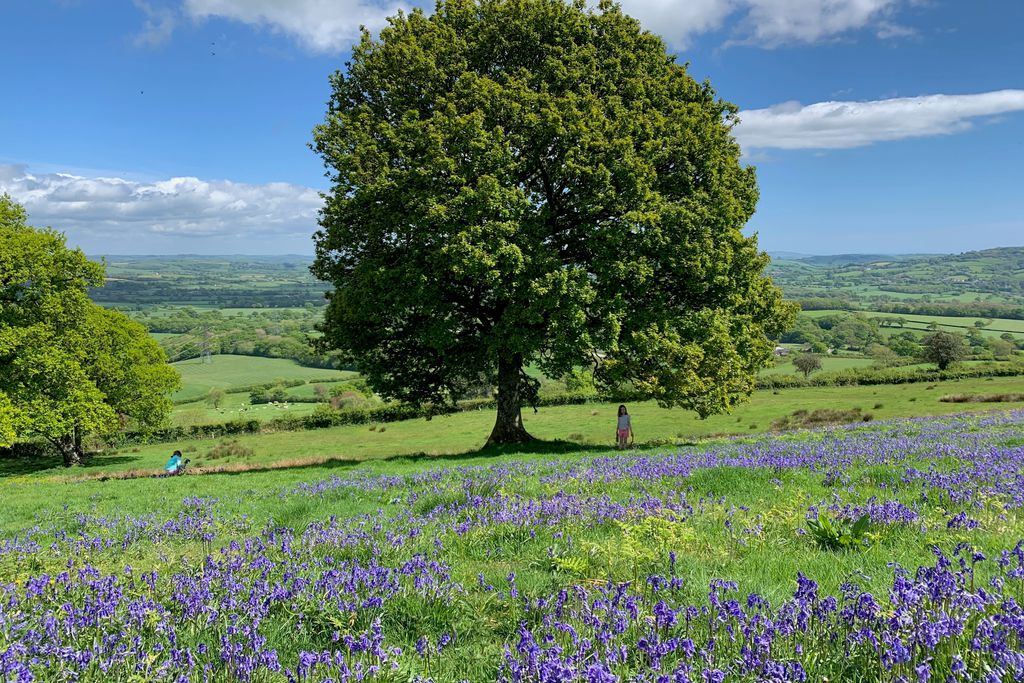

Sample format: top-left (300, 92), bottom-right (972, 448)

top-left (206, 439), bottom-right (254, 460)
top-left (940, 393), bottom-right (1024, 403)
top-left (771, 408), bottom-right (871, 431)
top-left (249, 385), bottom-right (290, 404)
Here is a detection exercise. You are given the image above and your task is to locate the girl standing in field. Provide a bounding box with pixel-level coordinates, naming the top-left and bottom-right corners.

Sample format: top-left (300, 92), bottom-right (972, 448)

top-left (616, 405), bottom-right (633, 449)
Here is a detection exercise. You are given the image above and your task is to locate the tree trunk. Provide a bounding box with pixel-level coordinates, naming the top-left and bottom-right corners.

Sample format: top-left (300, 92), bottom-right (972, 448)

top-left (60, 426), bottom-right (84, 467)
top-left (487, 353), bottom-right (534, 445)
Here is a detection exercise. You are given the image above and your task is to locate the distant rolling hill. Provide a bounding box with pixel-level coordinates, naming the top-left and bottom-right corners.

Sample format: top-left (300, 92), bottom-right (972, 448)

top-left (768, 246), bottom-right (1024, 310)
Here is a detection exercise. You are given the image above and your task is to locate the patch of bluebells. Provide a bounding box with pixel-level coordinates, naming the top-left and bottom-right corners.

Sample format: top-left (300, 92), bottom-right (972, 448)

top-left (499, 545), bottom-right (1024, 681)
top-left (2, 411), bottom-right (1024, 680)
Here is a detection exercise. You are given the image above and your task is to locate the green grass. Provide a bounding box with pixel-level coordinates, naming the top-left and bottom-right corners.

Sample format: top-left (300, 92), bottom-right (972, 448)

top-left (285, 383), bottom-right (330, 398)
top-left (760, 355), bottom-right (876, 375)
top-left (0, 409), bottom-right (1021, 611)
top-left (8, 375), bottom-right (1024, 481)
top-left (170, 354), bottom-right (355, 401)
top-left (3, 382), bottom-right (1024, 680)
top-left (171, 392), bottom-right (325, 426)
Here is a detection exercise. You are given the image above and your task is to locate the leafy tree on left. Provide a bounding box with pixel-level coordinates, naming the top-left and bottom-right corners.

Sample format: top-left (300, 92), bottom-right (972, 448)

top-left (0, 195), bottom-right (180, 466)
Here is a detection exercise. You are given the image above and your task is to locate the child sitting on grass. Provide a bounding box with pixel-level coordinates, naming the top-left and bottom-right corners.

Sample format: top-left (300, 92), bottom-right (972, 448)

top-left (164, 450), bottom-right (185, 475)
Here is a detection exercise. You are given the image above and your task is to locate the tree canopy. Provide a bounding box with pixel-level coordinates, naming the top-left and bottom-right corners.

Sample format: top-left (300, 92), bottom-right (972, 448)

top-left (792, 353), bottom-right (822, 379)
top-left (0, 195), bottom-right (180, 465)
top-left (921, 331), bottom-right (967, 371)
top-left (311, 0), bottom-right (796, 443)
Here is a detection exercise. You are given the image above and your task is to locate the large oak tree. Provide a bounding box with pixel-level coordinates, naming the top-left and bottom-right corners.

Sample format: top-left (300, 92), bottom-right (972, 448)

top-left (0, 195), bottom-right (180, 465)
top-left (311, 0), bottom-right (796, 444)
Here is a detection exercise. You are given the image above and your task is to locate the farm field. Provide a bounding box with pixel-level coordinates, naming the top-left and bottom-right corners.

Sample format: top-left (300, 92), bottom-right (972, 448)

top-left (760, 355), bottom-right (875, 375)
top-left (170, 354), bottom-right (356, 402)
top-left (172, 390), bottom-right (328, 426)
top-left (801, 309), bottom-right (1024, 338)
top-left (3, 410), bottom-right (1024, 680)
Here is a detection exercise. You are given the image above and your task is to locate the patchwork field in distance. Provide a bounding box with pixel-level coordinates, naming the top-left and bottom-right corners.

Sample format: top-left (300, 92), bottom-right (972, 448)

top-left (170, 354), bottom-right (355, 402)
top-left (801, 309), bottom-right (1024, 339)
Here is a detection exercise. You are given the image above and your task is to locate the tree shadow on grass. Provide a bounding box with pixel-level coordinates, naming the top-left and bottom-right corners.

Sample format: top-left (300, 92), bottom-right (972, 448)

top-left (16, 438), bottom-right (682, 482)
top-left (383, 438), bottom-right (622, 465)
top-left (0, 453), bottom-right (143, 478)
top-left (203, 438), bottom-right (632, 479)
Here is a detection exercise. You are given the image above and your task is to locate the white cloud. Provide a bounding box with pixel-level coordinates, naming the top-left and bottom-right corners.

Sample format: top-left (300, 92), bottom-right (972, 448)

top-left (153, 0), bottom-right (923, 52)
top-left (182, 0), bottom-right (405, 52)
top-left (133, 0), bottom-right (179, 47)
top-left (617, 0), bottom-right (737, 49)
top-left (735, 90), bottom-right (1024, 150)
top-left (0, 165), bottom-right (322, 242)
top-left (733, 0), bottom-right (903, 46)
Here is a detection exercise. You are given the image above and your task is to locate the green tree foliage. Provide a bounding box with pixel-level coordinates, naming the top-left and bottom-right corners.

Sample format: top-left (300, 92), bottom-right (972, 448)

top-left (206, 387), bottom-right (227, 409)
top-left (778, 317), bottom-right (825, 345)
top-left (867, 343), bottom-right (900, 368)
top-left (0, 195), bottom-right (180, 465)
top-left (792, 353), bottom-right (822, 378)
top-left (311, 0), bottom-right (795, 443)
top-left (828, 314), bottom-right (879, 351)
top-left (966, 327), bottom-right (987, 352)
top-left (989, 337), bottom-right (1015, 360)
top-left (889, 331), bottom-right (922, 358)
top-left (921, 331), bottom-right (968, 371)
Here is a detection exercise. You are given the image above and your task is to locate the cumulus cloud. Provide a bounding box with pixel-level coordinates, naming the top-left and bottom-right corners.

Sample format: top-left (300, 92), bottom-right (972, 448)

top-left (731, 0), bottom-right (907, 46)
top-left (621, 0), bottom-right (914, 48)
top-left (734, 90), bottom-right (1024, 150)
top-left (0, 165), bottom-right (322, 243)
top-left (152, 0), bottom-right (923, 52)
top-left (617, 0), bottom-right (737, 49)
top-left (182, 0), bottom-right (404, 52)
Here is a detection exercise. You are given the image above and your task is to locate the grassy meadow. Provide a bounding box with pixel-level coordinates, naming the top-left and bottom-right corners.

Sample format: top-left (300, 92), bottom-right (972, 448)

top-left (170, 354), bottom-right (356, 402)
top-left (3, 408), bottom-right (1024, 680)
top-left (760, 355), bottom-right (876, 374)
top-left (5, 332), bottom-right (1024, 680)
top-left (4, 375), bottom-right (1022, 483)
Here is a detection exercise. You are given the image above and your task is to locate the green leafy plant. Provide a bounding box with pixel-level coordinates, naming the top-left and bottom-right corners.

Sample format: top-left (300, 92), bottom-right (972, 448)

top-left (806, 513), bottom-right (872, 550)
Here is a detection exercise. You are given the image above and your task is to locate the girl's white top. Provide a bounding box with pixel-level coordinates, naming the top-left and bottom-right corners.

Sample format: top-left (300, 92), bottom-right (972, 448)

top-left (618, 414), bottom-right (631, 430)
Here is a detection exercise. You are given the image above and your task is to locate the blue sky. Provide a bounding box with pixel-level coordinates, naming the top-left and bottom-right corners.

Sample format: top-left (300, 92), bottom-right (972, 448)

top-left (1, 0), bottom-right (1022, 255)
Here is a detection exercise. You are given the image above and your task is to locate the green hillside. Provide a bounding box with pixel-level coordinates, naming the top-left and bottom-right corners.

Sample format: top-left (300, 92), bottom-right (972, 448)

top-left (769, 246), bottom-right (1024, 311)
top-left (171, 354), bottom-right (354, 402)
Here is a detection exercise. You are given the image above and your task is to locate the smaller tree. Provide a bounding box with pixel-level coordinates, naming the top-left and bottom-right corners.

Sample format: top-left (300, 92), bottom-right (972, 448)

top-left (921, 331), bottom-right (967, 371)
top-left (889, 331), bottom-right (921, 358)
top-left (313, 384), bottom-right (329, 401)
top-left (966, 327), bottom-right (987, 351)
top-left (1000, 333), bottom-right (1024, 351)
top-left (793, 353), bottom-right (823, 379)
top-left (989, 337), bottom-right (1015, 360)
top-left (206, 387), bottom-right (226, 409)
top-left (2, 196), bottom-right (179, 464)
top-left (867, 343), bottom-right (900, 368)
